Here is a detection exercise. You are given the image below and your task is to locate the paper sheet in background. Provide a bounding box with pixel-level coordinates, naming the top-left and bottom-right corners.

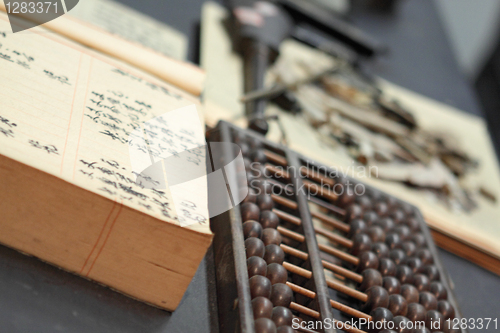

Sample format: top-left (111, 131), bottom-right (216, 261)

top-left (68, 0), bottom-right (187, 60)
top-left (200, 2), bottom-right (500, 260)
top-left (0, 12), bottom-right (210, 233)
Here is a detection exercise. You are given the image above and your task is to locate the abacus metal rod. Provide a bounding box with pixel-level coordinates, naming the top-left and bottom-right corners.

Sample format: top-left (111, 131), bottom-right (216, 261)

top-left (277, 226), bottom-right (359, 265)
top-left (286, 282), bottom-right (372, 321)
top-left (266, 164), bottom-right (339, 201)
top-left (289, 302), bottom-right (368, 333)
top-left (282, 261), bottom-right (368, 303)
top-left (272, 194), bottom-right (350, 232)
top-left (264, 150), bottom-right (336, 188)
top-left (280, 243), bottom-right (363, 283)
top-left (273, 208), bottom-right (353, 248)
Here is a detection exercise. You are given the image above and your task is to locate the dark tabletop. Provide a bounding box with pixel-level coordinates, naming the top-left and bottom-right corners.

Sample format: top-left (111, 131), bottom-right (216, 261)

top-left (1, 1), bottom-right (499, 332)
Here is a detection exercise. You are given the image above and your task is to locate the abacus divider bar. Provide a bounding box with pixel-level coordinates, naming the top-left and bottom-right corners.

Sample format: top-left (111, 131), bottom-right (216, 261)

top-left (277, 225), bottom-right (359, 265)
top-left (283, 262), bottom-right (368, 303)
top-left (287, 151), bottom-right (335, 333)
top-left (280, 243), bottom-right (363, 283)
top-left (286, 282), bottom-right (371, 321)
top-left (271, 194), bottom-right (349, 232)
top-left (273, 208), bottom-right (353, 248)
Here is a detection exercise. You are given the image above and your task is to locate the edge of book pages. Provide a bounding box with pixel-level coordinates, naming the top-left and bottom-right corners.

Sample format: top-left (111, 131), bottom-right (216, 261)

top-left (0, 0), bottom-right (205, 96)
top-left (200, 1), bottom-right (500, 274)
top-left (0, 11), bottom-right (212, 310)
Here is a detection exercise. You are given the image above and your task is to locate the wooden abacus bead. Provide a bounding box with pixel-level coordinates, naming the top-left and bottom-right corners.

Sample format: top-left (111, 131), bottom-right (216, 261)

top-left (437, 300), bottom-right (455, 320)
top-left (239, 142), bottom-right (251, 157)
top-left (394, 226), bottom-right (411, 241)
top-left (270, 283), bottom-right (293, 307)
top-left (385, 196), bottom-right (399, 212)
top-left (264, 245), bottom-right (285, 265)
top-left (243, 220), bottom-right (263, 239)
top-left (247, 136), bottom-right (263, 150)
top-left (401, 284), bottom-right (420, 303)
top-left (366, 226), bottom-right (386, 243)
top-left (241, 202), bottom-right (260, 221)
top-left (254, 318), bottom-right (277, 333)
top-left (351, 233), bottom-right (372, 256)
top-left (345, 204), bottom-right (363, 222)
top-left (374, 201), bottom-right (389, 217)
top-left (390, 209), bottom-right (405, 224)
top-left (429, 282), bottom-right (447, 300)
top-left (388, 294), bottom-right (408, 317)
top-left (246, 172), bottom-right (257, 184)
top-left (252, 296), bottom-right (273, 319)
top-left (374, 217), bottom-right (396, 233)
top-left (257, 194), bottom-right (275, 211)
top-left (425, 310), bottom-right (444, 331)
top-left (419, 292), bottom-right (438, 311)
top-left (405, 217), bottom-right (420, 232)
top-left (356, 251), bottom-right (380, 272)
top-left (386, 233), bottom-right (403, 250)
top-left (337, 180), bottom-right (355, 207)
top-left (348, 219), bottom-right (368, 238)
top-left (356, 195), bottom-right (373, 211)
top-left (360, 268), bottom-right (383, 291)
top-left (389, 249), bottom-right (406, 265)
top-left (262, 228), bottom-right (282, 246)
top-left (383, 276), bottom-right (401, 295)
top-left (422, 265), bottom-right (440, 281)
top-left (401, 241), bottom-right (417, 257)
top-left (249, 275), bottom-right (272, 298)
top-left (363, 211), bottom-right (379, 225)
top-left (370, 307), bottom-right (394, 329)
top-left (392, 316), bottom-right (412, 333)
top-left (396, 265), bottom-right (414, 285)
top-left (243, 187), bottom-right (258, 204)
top-left (411, 234), bottom-right (426, 248)
top-left (364, 286), bottom-right (390, 311)
top-left (412, 274), bottom-right (431, 292)
top-left (415, 249), bottom-right (434, 265)
top-left (401, 202), bottom-right (415, 217)
top-left (246, 237), bottom-right (265, 258)
top-left (271, 306), bottom-right (293, 327)
top-left (379, 258), bottom-right (397, 276)
top-left (372, 242), bottom-right (390, 259)
top-left (276, 327), bottom-right (294, 333)
top-left (254, 179), bottom-right (273, 195)
top-left (266, 263), bottom-right (288, 285)
top-left (260, 210), bottom-right (280, 229)
top-left (251, 149), bottom-right (267, 164)
top-left (406, 302), bottom-right (426, 322)
top-left (248, 256), bottom-right (268, 278)
top-left (405, 258), bottom-right (424, 274)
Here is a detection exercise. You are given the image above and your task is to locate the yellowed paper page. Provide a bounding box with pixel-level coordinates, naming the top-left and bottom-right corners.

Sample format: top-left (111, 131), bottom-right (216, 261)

top-left (0, 1), bottom-right (205, 96)
top-left (0, 12), bottom-right (210, 234)
top-left (68, 0), bottom-right (187, 60)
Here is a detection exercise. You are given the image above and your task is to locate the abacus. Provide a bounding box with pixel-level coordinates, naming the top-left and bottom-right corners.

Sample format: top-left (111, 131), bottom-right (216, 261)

top-left (208, 121), bottom-right (466, 333)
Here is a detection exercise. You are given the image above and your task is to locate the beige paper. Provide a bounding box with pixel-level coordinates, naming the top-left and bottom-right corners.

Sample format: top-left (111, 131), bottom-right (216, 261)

top-left (0, 12), bottom-right (210, 234)
top-left (0, 1), bottom-right (205, 96)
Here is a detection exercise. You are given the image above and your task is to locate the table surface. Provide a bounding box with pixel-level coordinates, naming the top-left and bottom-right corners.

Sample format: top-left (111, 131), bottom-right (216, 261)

top-left (2, 1), bottom-right (499, 332)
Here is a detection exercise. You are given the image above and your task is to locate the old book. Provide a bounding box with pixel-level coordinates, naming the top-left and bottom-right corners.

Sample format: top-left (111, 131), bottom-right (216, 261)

top-left (0, 1), bottom-right (205, 96)
top-left (0, 12), bottom-right (212, 310)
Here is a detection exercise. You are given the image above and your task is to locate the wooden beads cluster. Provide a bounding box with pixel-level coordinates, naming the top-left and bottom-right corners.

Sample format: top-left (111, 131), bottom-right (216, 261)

top-left (342, 191), bottom-right (460, 333)
top-left (237, 133), bottom-right (295, 333)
